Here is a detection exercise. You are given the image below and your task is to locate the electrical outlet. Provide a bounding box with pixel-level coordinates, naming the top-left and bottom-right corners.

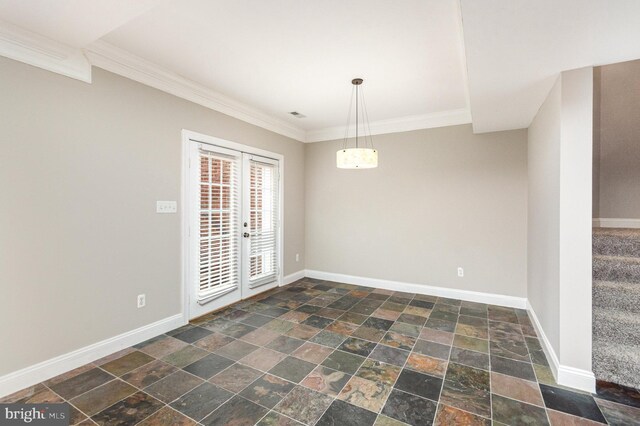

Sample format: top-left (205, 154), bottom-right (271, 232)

top-left (296, 253), bottom-right (300, 262)
top-left (457, 267), bottom-right (464, 277)
top-left (137, 294), bottom-right (146, 308)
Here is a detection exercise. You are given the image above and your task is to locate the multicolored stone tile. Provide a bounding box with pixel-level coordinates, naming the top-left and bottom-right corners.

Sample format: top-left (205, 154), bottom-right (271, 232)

top-left (382, 389), bottom-right (438, 426)
top-left (380, 331), bottom-right (416, 350)
top-left (395, 369), bottom-right (443, 401)
top-left (434, 404), bottom-right (490, 426)
top-left (301, 366), bottom-right (351, 396)
top-left (241, 328), bottom-right (281, 346)
top-left (338, 376), bottom-right (392, 412)
top-left (215, 338), bottom-right (260, 360)
top-left (310, 330), bottom-right (347, 348)
top-left (490, 355), bottom-right (536, 381)
top-left (275, 385), bottom-right (334, 425)
top-left (492, 394), bottom-right (550, 425)
top-left (138, 336), bottom-right (188, 359)
top-left (355, 359), bottom-right (401, 385)
top-left (170, 382), bottom-right (233, 421)
top-left (49, 367), bottom-right (115, 399)
top-left (193, 332), bottom-right (235, 352)
top-left (265, 335), bottom-right (305, 354)
top-left (122, 359), bottom-right (177, 388)
top-left (596, 397), bottom-right (640, 425)
top-left (491, 372), bottom-right (543, 406)
top-left (92, 392), bottom-right (163, 425)
top-left (145, 369), bottom-right (204, 403)
top-left (322, 350), bottom-right (366, 374)
top-left (183, 353), bottom-right (234, 379)
top-left (201, 395), bottom-right (268, 426)
top-left (317, 399), bottom-right (377, 426)
top-left (286, 324), bottom-right (321, 340)
top-left (406, 353), bottom-right (448, 377)
top-left (326, 320), bottom-right (359, 336)
top-left (257, 411), bottom-right (303, 426)
top-left (369, 344), bottom-right (410, 367)
top-left (419, 328), bottom-right (454, 345)
top-left (452, 334), bottom-right (489, 353)
top-left (291, 341), bottom-right (333, 363)
top-left (449, 347), bottom-right (490, 370)
top-left (137, 406), bottom-right (197, 426)
top-left (239, 374), bottom-right (296, 408)
top-left (161, 344), bottom-right (209, 368)
top-left (440, 379), bottom-right (491, 418)
top-left (338, 337), bottom-right (378, 357)
top-left (540, 384), bottom-right (608, 423)
top-left (209, 363), bottom-right (261, 393)
top-left (239, 347), bottom-right (288, 372)
top-left (352, 326), bottom-right (387, 342)
top-left (70, 379), bottom-right (136, 416)
top-left (268, 356), bottom-right (316, 383)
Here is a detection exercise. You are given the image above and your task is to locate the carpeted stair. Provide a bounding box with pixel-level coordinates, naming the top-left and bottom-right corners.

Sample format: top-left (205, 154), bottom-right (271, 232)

top-left (593, 228), bottom-right (640, 389)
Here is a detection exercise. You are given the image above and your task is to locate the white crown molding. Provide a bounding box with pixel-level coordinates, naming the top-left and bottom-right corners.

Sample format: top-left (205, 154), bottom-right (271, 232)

top-left (85, 41), bottom-right (306, 142)
top-left (0, 20), bottom-right (91, 83)
top-left (305, 108), bottom-right (473, 143)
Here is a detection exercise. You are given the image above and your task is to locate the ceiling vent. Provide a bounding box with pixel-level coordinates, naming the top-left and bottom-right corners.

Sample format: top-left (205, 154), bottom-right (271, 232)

top-left (289, 111), bottom-right (306, 118)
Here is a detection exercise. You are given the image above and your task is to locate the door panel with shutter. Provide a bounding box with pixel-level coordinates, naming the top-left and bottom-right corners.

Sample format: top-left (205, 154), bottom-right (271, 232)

top-left (242, 155), bottom-right (280, 298)
top-left (187, 139), bottom-right (281, 320)
top-left (189, 143), bottom-right (242, 319)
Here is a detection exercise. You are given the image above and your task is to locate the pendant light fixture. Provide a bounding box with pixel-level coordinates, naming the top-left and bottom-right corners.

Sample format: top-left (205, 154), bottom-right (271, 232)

top-left (336, 78), bottom-right (378, 169)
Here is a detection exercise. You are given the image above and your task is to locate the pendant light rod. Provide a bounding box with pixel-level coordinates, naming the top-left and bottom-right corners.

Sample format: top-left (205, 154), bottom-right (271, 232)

top-left (352, 78), bottom-right (363, 148)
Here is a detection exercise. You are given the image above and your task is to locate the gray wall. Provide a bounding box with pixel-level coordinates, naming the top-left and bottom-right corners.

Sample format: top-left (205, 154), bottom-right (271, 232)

top-left (305, 125), bottom-right (528, 298)
top-left (595, 59), bottom-right (640, 219)
top-left (528, 77), bottom-right (561, 354)
top-left (0, 56), bottom-right (305, 376)
top-left (528, 67), bottom-right (594, 380)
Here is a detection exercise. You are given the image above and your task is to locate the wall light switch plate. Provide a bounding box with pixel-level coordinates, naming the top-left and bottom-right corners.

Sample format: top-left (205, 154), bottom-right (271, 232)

top-left (156, 201), bottom-right (177, 213)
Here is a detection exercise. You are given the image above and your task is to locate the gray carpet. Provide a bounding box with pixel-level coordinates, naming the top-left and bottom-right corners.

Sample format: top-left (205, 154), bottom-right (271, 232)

top-left (593, 227), bottom-right (640, 389)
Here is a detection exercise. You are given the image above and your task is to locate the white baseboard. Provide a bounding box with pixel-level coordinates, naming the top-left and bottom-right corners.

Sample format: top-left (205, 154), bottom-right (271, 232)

top-left (527, 301), bottom-right (595, 393)
top-left (0, 314), bottom-right (186, 399)
top-left (593, 218), bottom-right (640, 228)
top-left (283, 270), bottom-right (305, 286)
top-left (305, 269), bottom-right (527, 309)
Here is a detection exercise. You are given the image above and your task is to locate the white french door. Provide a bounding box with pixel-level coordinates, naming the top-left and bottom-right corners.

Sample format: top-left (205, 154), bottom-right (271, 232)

top-left (187, 138), bottom-right (281, 319)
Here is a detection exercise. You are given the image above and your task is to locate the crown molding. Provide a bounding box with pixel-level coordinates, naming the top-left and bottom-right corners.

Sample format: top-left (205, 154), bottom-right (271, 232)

top-left (0, 20), bottom-right (91, 83)
top-left (85, 41), bottom-right (306, 142)
top-left (305, 108), bottom-right (472, 142)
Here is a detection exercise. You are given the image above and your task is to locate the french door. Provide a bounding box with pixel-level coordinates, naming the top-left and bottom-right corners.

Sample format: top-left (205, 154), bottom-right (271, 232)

top-left (187, 139), bottom-right (281, 319)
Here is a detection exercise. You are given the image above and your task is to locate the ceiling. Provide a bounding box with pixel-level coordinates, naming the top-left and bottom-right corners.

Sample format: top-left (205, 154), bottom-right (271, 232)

top-left (460, 0), bottom-right (640, 133)
top-left (1, 0), bottom-right (639, 140)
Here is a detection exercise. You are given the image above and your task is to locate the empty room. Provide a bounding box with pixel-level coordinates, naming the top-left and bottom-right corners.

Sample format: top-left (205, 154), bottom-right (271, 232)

top-left (1, 1), bottom-right (640, 425)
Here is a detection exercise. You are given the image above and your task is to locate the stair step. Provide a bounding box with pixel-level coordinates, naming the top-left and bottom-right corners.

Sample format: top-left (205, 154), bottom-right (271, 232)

top-left (593, 228), bottom-right (640, 258)
top-left (593, 281), bottom-right (640, 314)
top-left (593, 341), bottom-right (640, 390)
top-left (593, 307), bottom-right (640, 346)
top-left (593, 255), bottom-right (640, 284)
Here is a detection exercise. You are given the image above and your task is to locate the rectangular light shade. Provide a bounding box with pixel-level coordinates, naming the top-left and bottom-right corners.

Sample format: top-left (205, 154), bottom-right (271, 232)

top-left (336, 148), bottom-right (378, 169)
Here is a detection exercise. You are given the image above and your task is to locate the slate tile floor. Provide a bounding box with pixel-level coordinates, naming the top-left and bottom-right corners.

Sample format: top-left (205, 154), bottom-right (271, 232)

top-left (3, 279), bottom-right (640, 425)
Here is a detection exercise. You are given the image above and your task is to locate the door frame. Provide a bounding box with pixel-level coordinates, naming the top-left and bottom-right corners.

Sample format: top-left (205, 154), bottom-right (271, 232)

top-left (181, 129), bottom-right (284, 321)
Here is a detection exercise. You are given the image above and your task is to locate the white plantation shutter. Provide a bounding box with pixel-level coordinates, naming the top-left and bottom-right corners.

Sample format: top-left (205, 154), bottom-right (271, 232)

top-left (197, 148), bottom-right (240, 304)
top-left (248, 158), bottom-right (279, 287)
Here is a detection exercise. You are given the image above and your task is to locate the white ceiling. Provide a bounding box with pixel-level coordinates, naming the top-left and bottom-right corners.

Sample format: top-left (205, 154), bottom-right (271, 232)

top-left (0, 0), bottom-right (162, 48)
top-left (1, 0), bottom-right (640, 139)
top-left (101, 0), bottom-right (469, 132)
top-left (460, 0), bottom-right (640, 133)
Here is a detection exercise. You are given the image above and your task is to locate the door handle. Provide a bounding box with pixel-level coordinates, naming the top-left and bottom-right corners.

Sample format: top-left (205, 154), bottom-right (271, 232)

top-left (243, 232), bottom-right (250, 238)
